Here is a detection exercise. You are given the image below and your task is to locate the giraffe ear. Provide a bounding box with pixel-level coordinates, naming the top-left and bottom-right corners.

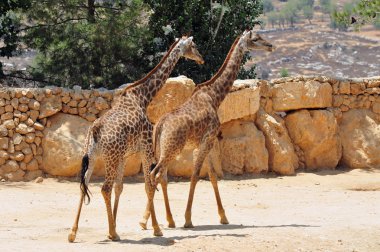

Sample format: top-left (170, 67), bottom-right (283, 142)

top-left (175, 38), bottom-right (180, 42)
top-left (188, 36), bottom-right (193, 42)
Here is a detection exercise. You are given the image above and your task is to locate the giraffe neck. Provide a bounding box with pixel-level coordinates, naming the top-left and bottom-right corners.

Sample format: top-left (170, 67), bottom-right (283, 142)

top-left (202, 39), bottom-right (244, 108)
top-left (130, 44), bottom-right (182, 108)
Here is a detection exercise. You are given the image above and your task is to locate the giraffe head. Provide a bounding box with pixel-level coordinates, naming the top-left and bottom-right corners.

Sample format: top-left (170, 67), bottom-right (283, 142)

top-left (178, 36), bottom-right (204, 65)
top-left (240, 29), bottom-right (274, 52)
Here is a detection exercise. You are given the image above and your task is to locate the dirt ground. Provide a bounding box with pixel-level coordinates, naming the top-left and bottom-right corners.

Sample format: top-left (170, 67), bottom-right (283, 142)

top-left (1, 169), bottom-right (380, 252)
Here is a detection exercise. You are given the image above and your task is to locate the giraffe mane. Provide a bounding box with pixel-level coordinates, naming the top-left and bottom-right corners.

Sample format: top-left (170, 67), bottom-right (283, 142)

top-left (120, 39), bottom-right (181, 94)
top-left (192, 36), bottom-right (241, 93)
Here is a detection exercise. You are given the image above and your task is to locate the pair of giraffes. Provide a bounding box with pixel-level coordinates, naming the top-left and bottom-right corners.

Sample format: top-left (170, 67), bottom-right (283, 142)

top-left (68, 28), bottom-right (274, 242)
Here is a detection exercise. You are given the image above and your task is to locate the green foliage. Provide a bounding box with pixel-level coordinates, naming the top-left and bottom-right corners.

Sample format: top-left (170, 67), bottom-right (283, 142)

top-left (0, 0), bottom-right (31, 77)
top-left (263, 0), bottom-right (274, 13)
top-left (303, 5), bottom-right (314, 23)
top-left (142, 0), bottom-right (263, 84)
top-left (24, 0), bottom-right (150, 89)
top-left (320, 0), bottom-right (333, 14)
top-left (374, 15), bottom-right (380, 29)
top-left (280, 67), bottom-right (289, 77)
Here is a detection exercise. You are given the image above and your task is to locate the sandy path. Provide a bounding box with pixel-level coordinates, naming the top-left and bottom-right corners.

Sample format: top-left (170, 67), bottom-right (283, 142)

top-left (1, 169), bottom-right (380, 252)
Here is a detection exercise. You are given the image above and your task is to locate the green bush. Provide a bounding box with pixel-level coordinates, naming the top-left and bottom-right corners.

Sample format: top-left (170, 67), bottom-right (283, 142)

top-left (280, 68), bottom-right (289, 77)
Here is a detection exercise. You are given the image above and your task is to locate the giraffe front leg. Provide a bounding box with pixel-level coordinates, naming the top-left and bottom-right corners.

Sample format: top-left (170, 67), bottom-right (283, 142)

top-left (101, 180), bottom-right (120, 241)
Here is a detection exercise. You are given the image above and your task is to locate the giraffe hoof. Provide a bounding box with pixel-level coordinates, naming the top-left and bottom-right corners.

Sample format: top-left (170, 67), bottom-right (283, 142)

top-left (220, 217), bottom-right (229, 225)
top-left (68, 232), bottom-right (76, 243)
top-left (154, 229), bottom-right (163, 237)
top-left (168, 221), bottom-right (176, 228)
top-left (108, 233), bottom-right (120, 241)
top-left (139, 221), bottom-right (147, 230)
top-left (184, 221), bottom-right (194, 228)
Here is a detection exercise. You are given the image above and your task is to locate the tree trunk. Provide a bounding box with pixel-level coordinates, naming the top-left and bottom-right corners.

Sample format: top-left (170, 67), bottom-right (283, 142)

top-left (87, 0), bottom-right (95, 23)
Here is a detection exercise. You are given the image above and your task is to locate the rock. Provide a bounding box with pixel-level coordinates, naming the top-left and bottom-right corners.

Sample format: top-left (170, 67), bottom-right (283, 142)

top-left (61, 96), bottom-right (71, 104)
top-left (1, 160), bottom-right (19, 173)
top-left (10, 151), bottom-right (24, 162)
top-left (0, 124), bottom-right (8, 136)
top-left (256, 109), bottom-right (298, 175)
top-left (5, 169), bottom-right (25, 182)
top-left (29, 110), bottom-right (39, 122)
top-left (19, 96), bottom-right (30, 104)
top-left (25, 133), bottom-right (35, 143)
top-left (1, 112), bottom-right (13, 120)
top-left (339, 82), bottom-right (350, 94)
top-left (272, 81), bottom-right (332, 111)
top-left (340, 109), bottom-right (380, 168)
top-left (0, 150), bottom-right (9, 160)
top-left (373, 102), bottom-right (380, 114)
top-left (285, 110), bottom-right (342, 170)
top-left (28, 99), bottom-right (40, 110)
top-left (166, 139), bottom-right (223, 178)
top-left (39, 96), bottom-right (62, 119)
top-left (18, 104), bottom-right (29, 112)
top-left (15, 123), bottom-right (35, 134)
top-left (42, 113), bottom-right (141, 177)
top-left (147, 76), bottom-right (195, 124)
top-left (0, 137), bottom-right (9, 149)
top-left (35, 176), bottom-right (43, 183)
top-left (12, 133), bottom-right (23, 145)
top-left (218, 80), bottom-right (260, 123)
top-left (26, 159), bottom-right (39, 171)
top-left (220, 120), bottom-right (268, 175)
top-left (5, 104), bottom-right (13, 112)
top-left (10, 98), bottom-right (18, 109)
top-left (24, 170), bottom-right (43, 181)
top-left (94, 97), bottom-right (109, 111)
top-left (23, 153), bottom-right (33, 163)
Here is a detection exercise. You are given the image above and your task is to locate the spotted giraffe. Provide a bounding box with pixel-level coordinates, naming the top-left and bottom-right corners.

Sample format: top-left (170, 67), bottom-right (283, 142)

top-left (68, 36), bottom-right (204, 242)
top-left (147, 29), bottom-right (274, 229)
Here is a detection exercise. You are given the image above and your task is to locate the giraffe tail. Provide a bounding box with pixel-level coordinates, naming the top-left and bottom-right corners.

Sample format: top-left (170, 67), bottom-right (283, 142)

top-left (80, 154), bottom-right (91, 204)
top-left (80, 126), bottom-right (96, 204)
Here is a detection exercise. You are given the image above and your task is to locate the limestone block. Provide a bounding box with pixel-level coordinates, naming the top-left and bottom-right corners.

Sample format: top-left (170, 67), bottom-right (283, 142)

top-left (218, 80), bottom-right (260, 124)
top-left (42, 113), bottom-right (140, 177)
top-left (256, 109), bottom-right (298, 175)
top-left (339, 109), bottom-right (380, 168)
top-left (220, 120), bottom-right (268, 175)
top-left (147, 76), bottom-right (195, 124)
top-left (272, 81), bottom-right (332, 111)
top-left (39, 96), bottom-right (62, 119)
top-left (285, 109), bottom-right (342, 170)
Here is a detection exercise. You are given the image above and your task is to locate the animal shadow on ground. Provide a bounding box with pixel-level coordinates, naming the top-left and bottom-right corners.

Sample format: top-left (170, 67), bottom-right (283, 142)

top-left (95, 223), bottom-right (318, 246)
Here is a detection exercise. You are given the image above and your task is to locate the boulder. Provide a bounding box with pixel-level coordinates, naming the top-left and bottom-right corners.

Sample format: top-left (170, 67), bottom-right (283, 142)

top-left (39, 96), bottom-right (62, 119)
top-left (218, 80), bottom-right (260, 123)
top-left (220, 120), bottom-right (268, 175)
top-left (339, 109), bottom-right (380, 168)
top-left (271, 80), bottom-right (332, 111)
top-left (285, 109), bottom-right (342, 170)
top-left (42, 113), bottom-right (141, 177)
top-left (147, 76), bottom-right (195, 124)
top-left (167, 139), bottom-right (223, 178)
top-left (256, 109), bottom-right (298, 175)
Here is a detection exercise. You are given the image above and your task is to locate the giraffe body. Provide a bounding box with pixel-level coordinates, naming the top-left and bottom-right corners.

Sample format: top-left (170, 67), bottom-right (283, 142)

top-left (147, 29), bottom-right (274, 228)
top-left (68, 36), bottom-right (204, 242)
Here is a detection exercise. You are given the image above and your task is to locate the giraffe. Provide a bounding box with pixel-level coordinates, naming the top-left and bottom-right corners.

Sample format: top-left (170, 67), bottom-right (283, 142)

top-left (68, 36), bottom-right (204, 242)
top-left (147, 29), bottom-right (274, 229)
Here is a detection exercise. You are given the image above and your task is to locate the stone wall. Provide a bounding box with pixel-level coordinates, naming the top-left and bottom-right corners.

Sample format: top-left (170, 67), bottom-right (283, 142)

top-left (0, 75), bottom-right (379, 181)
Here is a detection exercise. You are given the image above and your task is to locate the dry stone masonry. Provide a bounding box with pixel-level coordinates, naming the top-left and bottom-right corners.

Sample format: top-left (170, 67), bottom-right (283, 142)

top-left (0, 75), bottom-right (379, 181)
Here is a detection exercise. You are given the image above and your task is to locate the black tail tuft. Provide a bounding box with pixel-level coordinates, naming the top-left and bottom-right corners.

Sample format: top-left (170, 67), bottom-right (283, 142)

top-left (149, 163), bottom-right (157, 174)
top-left (80, 154), bottom-right (91, 204)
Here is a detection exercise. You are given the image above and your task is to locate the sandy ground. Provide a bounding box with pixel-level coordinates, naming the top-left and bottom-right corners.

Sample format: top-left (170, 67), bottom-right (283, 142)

top-left (1, 169), bottom-right (380, 252)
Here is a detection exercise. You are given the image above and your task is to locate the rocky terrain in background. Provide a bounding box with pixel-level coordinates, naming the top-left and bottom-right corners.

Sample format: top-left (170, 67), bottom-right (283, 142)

top-left (252, 25), bottom-right (380, 80)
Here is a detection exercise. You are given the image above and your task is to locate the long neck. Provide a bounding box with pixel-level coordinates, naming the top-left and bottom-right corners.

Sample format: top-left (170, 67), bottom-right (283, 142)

top-left (128, 42), bottom-right (182, 108)
top-left (199, 39), bottom-right (244, 108)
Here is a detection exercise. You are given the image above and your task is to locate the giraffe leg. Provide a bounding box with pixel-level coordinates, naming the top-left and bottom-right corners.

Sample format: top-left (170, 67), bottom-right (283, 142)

top-left (184, 141), bottom-right (213, 228)
top-left (140, 143), bottom-right (163, 236)
top-left (139, 186), bottom-right (151, 230)
top-left (68, 193), bottom-right (84, 242)
top-left (102, 179), bottom-right (120, 241)
top-left (113, 182), bottom-right (123, 226)
top-left (161, 172), bottom-right (175, 228)
top-left (208, 157), bottom-right (229, 225)
top-left (68, 150), bottom-right (95, 242)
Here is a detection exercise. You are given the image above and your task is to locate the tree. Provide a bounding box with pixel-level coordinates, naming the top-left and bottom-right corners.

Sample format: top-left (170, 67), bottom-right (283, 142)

top-left (142, 0), bottom-right (263, 84)
top-left (23, 0), bottom-right (150, 89)
top-left (303, 5), bottom-right (314, 24)
top-left (263, 0), bottom-right (274, 13)
top-left (0, 0), bottom-right (31, 77)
